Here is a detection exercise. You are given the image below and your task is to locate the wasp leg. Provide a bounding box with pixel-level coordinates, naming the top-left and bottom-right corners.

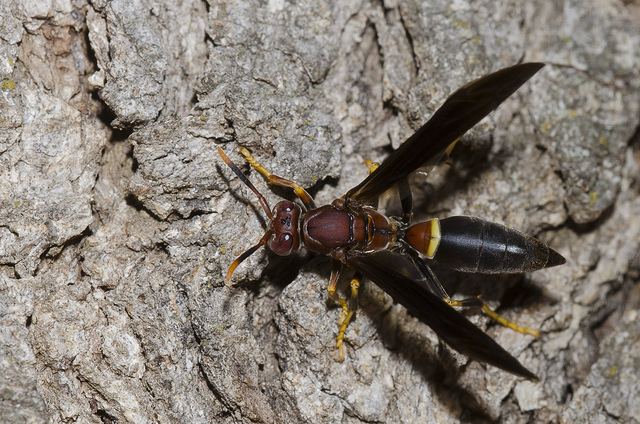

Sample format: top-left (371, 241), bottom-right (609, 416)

top-left (420, 262), bottom-right (540, 337)
top-left (327, 264), bottom-right (349, 361)
top-left (479, 302), bottom-right (540, 337)
top-left (397, 177), bottom-right (413, 223)
top-left (445, 297), bottom-right (540, 337)
top-left (327, 261), bottom-right (349, 356)
top-left (327, 263), bottom-right (346, 311)
top-left (362, 160), bottom-right (382, 210)
top-left (239, 147), bottom-right (316, 209)
top-left (364, 159), bottom-right (379, 174)
top-left (444, 138), bottom-right (460, 158)
top-left (364, 159), bottom-right (412, 222)
top-left (335, 275), bottom-right (361, 362)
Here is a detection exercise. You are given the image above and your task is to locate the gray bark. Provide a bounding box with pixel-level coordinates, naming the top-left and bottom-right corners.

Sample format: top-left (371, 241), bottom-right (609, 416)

top-left (1, 0), bottom-right (639, 423)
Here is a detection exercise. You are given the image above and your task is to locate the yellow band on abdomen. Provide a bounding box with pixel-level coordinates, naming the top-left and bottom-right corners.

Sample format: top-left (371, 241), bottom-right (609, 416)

top-left (424, 218), bottom-right (441, 259)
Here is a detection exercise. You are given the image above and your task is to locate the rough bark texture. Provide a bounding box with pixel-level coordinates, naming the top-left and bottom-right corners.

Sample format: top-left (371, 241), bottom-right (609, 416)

top-left (1, 0), bottom-right (639, 423)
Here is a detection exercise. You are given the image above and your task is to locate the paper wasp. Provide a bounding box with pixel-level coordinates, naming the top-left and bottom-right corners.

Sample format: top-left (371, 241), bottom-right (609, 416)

top-left (217, 63), bottom-right (565, 379)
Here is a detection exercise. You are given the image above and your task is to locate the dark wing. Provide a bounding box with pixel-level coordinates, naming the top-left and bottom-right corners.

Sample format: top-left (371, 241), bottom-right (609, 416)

top-left (348, 250), bottom-right (537, 379)
top-left (346, 63), bottom-right (545, 204)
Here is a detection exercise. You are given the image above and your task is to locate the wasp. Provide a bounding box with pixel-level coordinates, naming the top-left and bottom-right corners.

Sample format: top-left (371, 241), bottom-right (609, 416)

top-left (217, 63), bottom-right (564, 379)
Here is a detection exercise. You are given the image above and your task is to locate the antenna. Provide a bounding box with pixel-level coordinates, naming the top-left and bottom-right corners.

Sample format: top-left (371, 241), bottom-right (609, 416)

top-left (217, 146), bottom-right (273, 220)
top-left (217, 146), bottom-right (274, 284)
top-left (224, 231), bottom-right (272, 285)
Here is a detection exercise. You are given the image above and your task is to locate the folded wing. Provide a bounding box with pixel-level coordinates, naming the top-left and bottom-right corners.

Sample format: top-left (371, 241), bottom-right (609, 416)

top-left (348, 250), bottom-right (537, 379)
top-left (346, 63), bottom-right (545, 204)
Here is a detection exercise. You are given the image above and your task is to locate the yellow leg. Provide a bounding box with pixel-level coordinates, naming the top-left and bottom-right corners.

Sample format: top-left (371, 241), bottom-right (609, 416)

top-left (239, 147), bottom-right (316, 209)
top-left (364, 159), bottom-right (379, 174)
top-left (480, 303), bottom-right (540, 337)
top-left (364, 140), bottom-right (456, 174)
top-left (327, 267), bottom-right (347, 361)
top-left (364, 139), bottom-right (457, 174)
top-left (335, 276), bottom-right (361, 361)
top-left (327, 266), bottom-right (346, 310)
top-left (444, 138), bottom-right (460, 157)
top-left (445, 297), bottom-right (540, 337)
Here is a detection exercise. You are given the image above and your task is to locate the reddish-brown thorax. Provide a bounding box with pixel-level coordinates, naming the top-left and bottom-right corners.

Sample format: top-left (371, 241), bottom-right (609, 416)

top-left (300, 200), bottom-right (397, 260)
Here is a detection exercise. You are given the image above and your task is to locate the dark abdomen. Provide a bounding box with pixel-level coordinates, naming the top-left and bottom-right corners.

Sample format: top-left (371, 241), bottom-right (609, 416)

top-left (407, 216), bottom-right (565, 273)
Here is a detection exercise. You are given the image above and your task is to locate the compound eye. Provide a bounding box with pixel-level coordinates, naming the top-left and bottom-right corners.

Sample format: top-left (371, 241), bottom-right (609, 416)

top-left (268, 233), bottom-right (293, 256)
top-left (274, 201), bottom-right (294, 216)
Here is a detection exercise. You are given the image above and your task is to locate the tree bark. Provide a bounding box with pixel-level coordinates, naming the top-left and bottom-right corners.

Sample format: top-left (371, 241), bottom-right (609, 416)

top-left (1, 0), bottom-right (639, 422)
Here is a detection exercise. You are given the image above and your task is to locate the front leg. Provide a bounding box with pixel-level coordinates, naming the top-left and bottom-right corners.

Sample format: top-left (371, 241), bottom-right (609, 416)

top-left (239, 147), bottom-right (316, 210)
